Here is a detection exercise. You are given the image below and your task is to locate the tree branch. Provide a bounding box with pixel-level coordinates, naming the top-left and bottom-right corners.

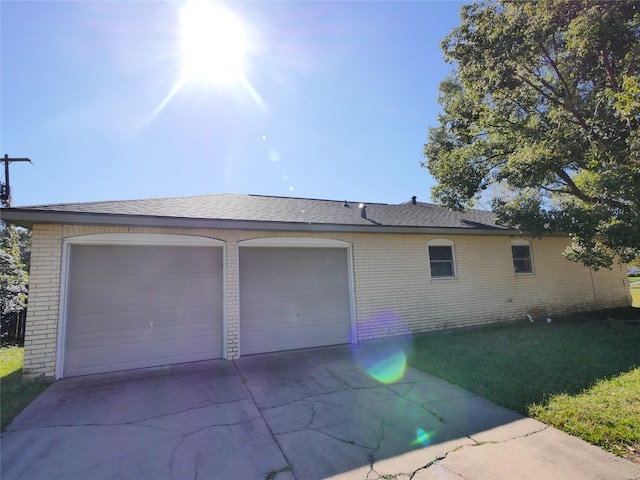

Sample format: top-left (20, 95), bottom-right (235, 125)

top-left (601, 48), bottom-right (619, 91)
top-left (538, 42), bottom-right (575, 100)
top-left (555, 169), bottom-right (629, 211)
top-left (539, 184), bottom-right (572, 195)
top-left (514, 71), bottom-right (607, 151)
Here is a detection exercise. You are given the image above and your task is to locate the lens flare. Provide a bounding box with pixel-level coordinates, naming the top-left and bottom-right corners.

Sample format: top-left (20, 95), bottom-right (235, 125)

top-left (410, 427), bottom-right (434, 447)
top-left (365, 350), bottom-right (407, 384)
top-left (351, 311), bottom-right (412, 384)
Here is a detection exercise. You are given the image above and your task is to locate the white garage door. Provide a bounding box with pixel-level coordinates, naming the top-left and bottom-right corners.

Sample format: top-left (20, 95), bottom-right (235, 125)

top-left (64, 244), bottom-right (223, 377)
top-left (239, 247), bottom-right (351, 355)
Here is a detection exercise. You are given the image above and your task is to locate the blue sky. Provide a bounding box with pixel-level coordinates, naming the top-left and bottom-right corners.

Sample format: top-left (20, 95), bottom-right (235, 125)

top-left (1, 0), bottom-right (464, 207)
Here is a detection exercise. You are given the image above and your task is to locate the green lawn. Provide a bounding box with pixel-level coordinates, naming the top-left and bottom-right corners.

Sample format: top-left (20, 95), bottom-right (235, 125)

top-left (409, 308), bottom-right (640, 461)
top-left (632, 289), bottom-right (640, 308)
top-left (631, 278), bottom-right (640, 308)
top-left (0, 347), bottom-right (50, 430)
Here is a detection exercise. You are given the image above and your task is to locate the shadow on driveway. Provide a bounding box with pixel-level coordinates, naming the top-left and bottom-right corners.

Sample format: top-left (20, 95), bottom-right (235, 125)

top-left (2, 345), bottom-right (638, 479)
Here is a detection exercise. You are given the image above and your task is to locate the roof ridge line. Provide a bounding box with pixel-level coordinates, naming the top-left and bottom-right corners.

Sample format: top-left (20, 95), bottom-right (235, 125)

top-left (247, 193), bottom-right (389, 205)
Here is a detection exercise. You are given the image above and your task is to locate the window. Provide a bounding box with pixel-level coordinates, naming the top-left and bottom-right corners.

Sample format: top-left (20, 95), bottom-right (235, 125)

top-left (428, 240), bottom-right (456, 278)
top-left (511, 240), bottom-right (533, 274)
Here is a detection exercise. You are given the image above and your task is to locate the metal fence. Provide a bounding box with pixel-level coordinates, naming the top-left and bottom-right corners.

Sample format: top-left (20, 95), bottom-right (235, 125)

top-left (1, 309), bottom-right (27, 346)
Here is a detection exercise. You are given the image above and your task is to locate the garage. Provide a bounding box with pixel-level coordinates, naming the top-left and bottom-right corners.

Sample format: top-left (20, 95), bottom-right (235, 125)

top-left (63, 239), bottom-right (224, 377)
top-left (239, 242), bottom-right (353, 355)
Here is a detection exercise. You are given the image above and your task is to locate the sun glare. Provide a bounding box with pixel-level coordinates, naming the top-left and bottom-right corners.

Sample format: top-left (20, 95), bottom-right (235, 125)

top-left (179, 1), bottom-right (247, 84)
top-left (139, 1), bottom-right (262, 128)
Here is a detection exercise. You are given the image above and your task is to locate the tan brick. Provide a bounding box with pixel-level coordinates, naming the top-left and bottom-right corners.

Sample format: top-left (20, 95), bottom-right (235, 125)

top-left (23, 224), bottom-right (629, 377)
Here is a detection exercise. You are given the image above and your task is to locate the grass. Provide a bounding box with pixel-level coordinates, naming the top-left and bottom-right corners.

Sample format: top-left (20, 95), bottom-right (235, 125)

top-left (0, 346), bottom-right (51, 431)
top-left (408, 308), bottom-right (640, 461)
top-left (529, 369), bottom-right (640, 459)
top-left (632, 289), bottom-right (640, 308)
top-left (631, 279), bottom-right (640, 307)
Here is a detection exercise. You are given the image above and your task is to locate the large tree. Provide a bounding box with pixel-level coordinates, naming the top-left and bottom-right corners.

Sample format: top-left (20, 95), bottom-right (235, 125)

top-left (424, 0), bottom-right (640, 268)
top-left (0, 224), bottom-right (29, 317)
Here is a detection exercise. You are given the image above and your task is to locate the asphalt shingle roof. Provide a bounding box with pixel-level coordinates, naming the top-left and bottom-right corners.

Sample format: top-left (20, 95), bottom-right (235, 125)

top-left (6, 193), bottom-right (510, 231)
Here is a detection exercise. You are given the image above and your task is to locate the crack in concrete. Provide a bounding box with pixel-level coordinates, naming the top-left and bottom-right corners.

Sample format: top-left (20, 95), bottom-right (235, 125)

top-left (2, 420), bottom-right (176, 435)
top-left (363, 418), bottom-right (389, 478)
top-left (168, 416), bottom-right (269, 480)
top-left (271, 406), bottom-right (376, 452)
top-left (259, 389), bottom-right (356, 413)
top-left (408, 452), bottom-right (451, 479)
top-left (258, 383), bottom-right (386, 412)
top-left (251, 366), bottom-right (468, 478)
top-left (3, 397), bottom-right (252, 434)
top-left (370, 424), bottom-right (552, 479)
top-left (381, 382), bottom-right (482, 443)
top-left (383, 385), bottom-right (449, 428)
top-left (391, 380), bottom-right (476, 404)
top-left (469, 424), bottom-right (550, 444)
top-left (309, 356), bottom-right (355, 388)
top-left (189, 377), bottom-right (250, 405)
top-left (52, 417), bottom-right (262, 480)
top-left (267, 382), bottom-right (393, 457)
top-left (49, 435), bottom-right (183, 479)
top-left (233, 360), bottom-right (298, 480)
top-left (305, 425), bottom-right (376, 451)
top-left (169, 432), bottom-right (190, 480)
top-left (375, 418), bottom-right (386, 452)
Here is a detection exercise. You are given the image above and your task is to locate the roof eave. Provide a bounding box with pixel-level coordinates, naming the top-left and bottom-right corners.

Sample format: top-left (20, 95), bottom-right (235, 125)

top-left (0, 208), bottom-right (540, 237)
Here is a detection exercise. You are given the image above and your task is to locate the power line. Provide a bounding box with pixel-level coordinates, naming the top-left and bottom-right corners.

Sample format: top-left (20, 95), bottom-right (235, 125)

top-left (1, 154), bottom-right (32, 207)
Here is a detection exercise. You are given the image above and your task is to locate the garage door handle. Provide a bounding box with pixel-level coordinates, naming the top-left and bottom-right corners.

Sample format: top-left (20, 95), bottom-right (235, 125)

top-left (149, 321), bottom-right (155, 329)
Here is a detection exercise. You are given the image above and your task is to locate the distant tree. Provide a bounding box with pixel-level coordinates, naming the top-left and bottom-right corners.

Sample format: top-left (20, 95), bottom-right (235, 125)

top-left (424, 0), bottom-right (640, 268)
top-left (1, 225), bottom-right (31, 272)
top-left (0, 223), bottom-right (29, 316)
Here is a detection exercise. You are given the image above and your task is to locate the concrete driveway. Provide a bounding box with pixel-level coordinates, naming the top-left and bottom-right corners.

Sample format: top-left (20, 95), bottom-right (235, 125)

top-left (2, 344), bottom-right (639, 480)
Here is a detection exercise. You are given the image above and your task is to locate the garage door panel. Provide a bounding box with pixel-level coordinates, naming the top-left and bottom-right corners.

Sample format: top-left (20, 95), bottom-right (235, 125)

top-left (241, 274), bottom-right (348, 298)
top-left (64, 244), bottom-right (223, 377)
top-left (241, 318), bottom-right (349, 353)
top-left (241, 298), bottom-right (350, 322)
top-left (241, 249), bottom-right (343, 270)
top-left (240, 247), bottom-right (351, 355)
top-left (240, 274), bottom-right (348, 301)
top-left (243, 309), bottom-right (349, 329)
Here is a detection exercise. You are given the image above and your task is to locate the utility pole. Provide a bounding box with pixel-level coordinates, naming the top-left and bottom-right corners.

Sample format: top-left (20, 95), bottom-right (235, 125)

top-left (1, 154), bottom-right (32, 207)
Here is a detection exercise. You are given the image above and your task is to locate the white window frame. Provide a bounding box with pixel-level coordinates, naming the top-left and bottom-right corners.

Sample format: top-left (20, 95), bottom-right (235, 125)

top-left (428, 239), bottom-right (457, 279)
top-left (511, 239), bottom-right (534, 275)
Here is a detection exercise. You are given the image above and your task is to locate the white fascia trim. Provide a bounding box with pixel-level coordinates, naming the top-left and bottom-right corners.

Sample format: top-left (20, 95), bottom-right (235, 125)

top-left (346, 245), bottom-right (358, 345)
top-left (55, 241), bottom-right (72, 380)
top-left (238, 237), bottom-right (351, 248)
top-left (64, 233), bottom-right (224, 247)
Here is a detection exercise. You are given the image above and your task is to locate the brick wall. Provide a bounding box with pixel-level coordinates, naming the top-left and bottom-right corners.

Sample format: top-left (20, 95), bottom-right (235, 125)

top-left (22, 224), bottom-right (630, 378)
top-left (351, 234), bottom-right (630, 340)
top-left (23, 224), bottom-right (63, 378)
top-left (225, 237), bottom-right (240, 359)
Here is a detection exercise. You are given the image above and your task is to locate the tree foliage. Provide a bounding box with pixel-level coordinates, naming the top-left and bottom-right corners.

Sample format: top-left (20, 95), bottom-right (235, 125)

top-left (0, 224), bottom-right (30, 316)
top-left (424, 0), bottom-right (640, 268)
